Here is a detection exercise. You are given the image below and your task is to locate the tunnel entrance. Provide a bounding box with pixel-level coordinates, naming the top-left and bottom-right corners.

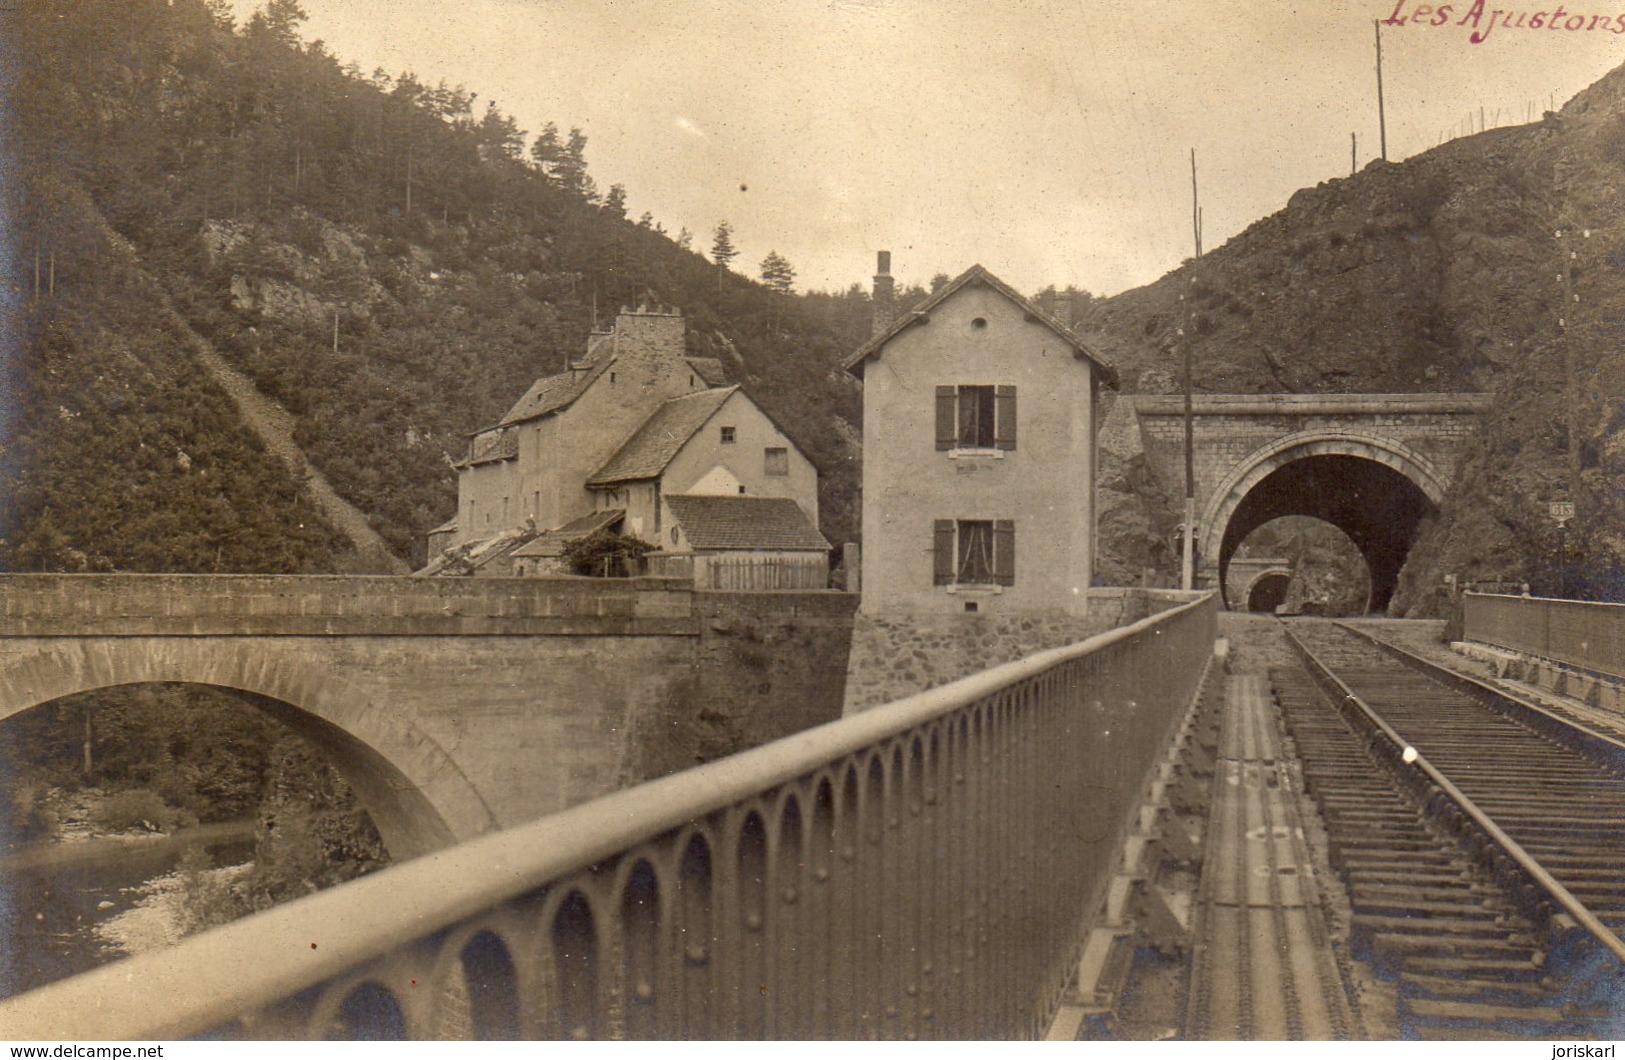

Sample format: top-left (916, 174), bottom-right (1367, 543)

top-left (1215, 454), bottom-right (1436, 614)
top-left (1246, 572), bottom-right (1292, 613)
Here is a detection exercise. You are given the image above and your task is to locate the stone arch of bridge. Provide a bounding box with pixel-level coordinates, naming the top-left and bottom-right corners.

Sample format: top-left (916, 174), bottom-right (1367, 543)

top-left (1200, 431), bottom-right (1446, 614)
top-left (1240, 567), bottom-right (1295, 613)
top-left (0, 639), bottom-right (497, 858)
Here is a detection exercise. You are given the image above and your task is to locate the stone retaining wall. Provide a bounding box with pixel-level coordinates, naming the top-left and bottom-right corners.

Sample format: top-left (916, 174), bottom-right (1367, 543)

top-left (842, 589), bottom-right (1200, 714)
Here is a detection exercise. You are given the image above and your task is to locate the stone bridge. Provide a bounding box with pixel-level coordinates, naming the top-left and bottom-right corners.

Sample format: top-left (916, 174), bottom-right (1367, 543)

top-left (1130, 393), bottom-right (1491, 611)
top-left (0, 575), bottom-right (856, 859)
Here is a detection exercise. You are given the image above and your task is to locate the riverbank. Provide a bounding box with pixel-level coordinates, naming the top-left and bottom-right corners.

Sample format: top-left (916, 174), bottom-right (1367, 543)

top-left (0, 818), bottom-right (255, 873)
top-left (95, 861), bottom-right (254, 956)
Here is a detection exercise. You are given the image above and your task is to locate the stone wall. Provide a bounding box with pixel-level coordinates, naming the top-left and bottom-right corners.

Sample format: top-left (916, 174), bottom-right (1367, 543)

top-left (842, 589), bottom-right (1196, 714)
top-left (0, 573), bottom-right (694, 636)
top-left (636, 592), bottom-right (860, 774)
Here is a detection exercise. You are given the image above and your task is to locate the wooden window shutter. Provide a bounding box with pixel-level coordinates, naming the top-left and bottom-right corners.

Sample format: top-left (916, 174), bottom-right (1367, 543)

top-left (994, 385), bottom-right (1017, 450)
top-left (993, 520), bottom-right (1016, 586)
top-left (935, 386), bottom-right (957, 450)
top-left (933, 520), bottom-right (955, 585)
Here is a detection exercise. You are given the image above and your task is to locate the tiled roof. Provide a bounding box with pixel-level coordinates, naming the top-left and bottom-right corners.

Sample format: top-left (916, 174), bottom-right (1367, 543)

top-left (510, 509), bottom-right (625, 558)
top-left (413, 523), bottom-right (537, 576)
top-left (493, 352), bottom-right (616, 429)
top-left (685, 357), bottom-right (729, 386)
top-left (459, 427), bottom-right (518, 467)
top-left (843, 264), bottom-right (1117, 385)
top-left (587, 387), bottom-right (739, 486)
top-left (665, 495), bottom-right (829, 552)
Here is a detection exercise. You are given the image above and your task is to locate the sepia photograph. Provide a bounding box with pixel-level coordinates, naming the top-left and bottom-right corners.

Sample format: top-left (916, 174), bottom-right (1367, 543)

top-left (0, 0), bottom-right (1623, 1043)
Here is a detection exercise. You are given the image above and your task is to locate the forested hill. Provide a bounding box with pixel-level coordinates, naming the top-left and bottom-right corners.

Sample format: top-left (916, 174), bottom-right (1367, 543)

top-left (4, 0), bottom-right (872, 572)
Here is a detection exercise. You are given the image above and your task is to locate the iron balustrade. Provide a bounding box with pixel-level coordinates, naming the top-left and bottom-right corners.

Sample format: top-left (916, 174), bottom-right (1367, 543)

top-left (0, 592), bottom-right (1216, 1040)
top-left (1462, 592), bottom-right (1625, 681)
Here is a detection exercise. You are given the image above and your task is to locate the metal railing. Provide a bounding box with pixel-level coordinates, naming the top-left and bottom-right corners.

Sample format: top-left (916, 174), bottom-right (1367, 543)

top-left (0, 593), bottom-right (1216, 1040)
top-left (1462, 592), bottom-right (1625, 681)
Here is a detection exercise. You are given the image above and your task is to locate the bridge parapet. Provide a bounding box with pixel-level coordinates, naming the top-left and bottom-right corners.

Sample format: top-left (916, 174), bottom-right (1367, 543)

top-left (0, 574), bottom-right (696, 636)
top-left (1462, 592), bottom-right (1625, 681)
top-left (0, 592), bottom-right (1218, 1039)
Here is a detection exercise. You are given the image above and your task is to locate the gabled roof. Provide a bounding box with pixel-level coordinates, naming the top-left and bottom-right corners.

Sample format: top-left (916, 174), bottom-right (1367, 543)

top-left (685, 356), bottom-right (729, 386)
top-left (492, 355), bottom-right (615, 429)
top-left (587, 386), bottom-right (739, 486)
top-left (665, 494), bottom-right (830, 552)
top-left (842, 264), bottom-right (1117, 385)
top-left (453, 426), bottom-right (519, 469)
top-left (510, 509), bottom-right (625, 558)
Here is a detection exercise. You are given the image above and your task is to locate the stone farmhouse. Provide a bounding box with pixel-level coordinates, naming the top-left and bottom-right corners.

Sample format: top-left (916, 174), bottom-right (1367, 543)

top-left (844, 257), bottom-right (1116, 616)
top-left (424, 306), bottom-right (827, 585)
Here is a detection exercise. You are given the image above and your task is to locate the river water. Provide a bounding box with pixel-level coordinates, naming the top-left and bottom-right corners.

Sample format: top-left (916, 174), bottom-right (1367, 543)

top-left (0, 832), bottom-right (253, 1001)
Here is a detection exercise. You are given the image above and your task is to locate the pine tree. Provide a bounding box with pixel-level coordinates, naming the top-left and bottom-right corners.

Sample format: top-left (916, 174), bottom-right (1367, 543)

top-left (260, 0), bottom-right (308, 47)
top-left (530, 122), bottom-right (562, 183)
top-left (759, 251), bottom-right (796, 294)
top-left (602, 184), bottom-right (627, 219)
top-left (676, 227), bottom-right (693, 251)
top-left (558, 127), bottom-right (592, 199)
top-left (711, 221), bottom-right (737, 270)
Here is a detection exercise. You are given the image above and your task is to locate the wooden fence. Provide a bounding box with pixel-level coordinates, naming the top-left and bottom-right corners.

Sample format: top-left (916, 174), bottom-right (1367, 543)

top-left (647, 552), bottom-right (830, 592)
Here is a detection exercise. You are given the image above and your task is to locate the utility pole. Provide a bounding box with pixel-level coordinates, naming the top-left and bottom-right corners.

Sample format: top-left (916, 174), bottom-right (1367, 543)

top-left (1557, 227), bottom-right (1584, 511)
top-left (1374, 20), bottom-right (1388, 161)
top-left (1554, 140), bottom-right (1587, 597)
top-left (1182, 148), bottom-right (1202, 592)
top-left (1351, 132), bottom-right (1357, 176)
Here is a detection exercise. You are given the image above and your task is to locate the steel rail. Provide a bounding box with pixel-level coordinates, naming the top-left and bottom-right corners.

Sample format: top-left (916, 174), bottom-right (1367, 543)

top-left (0, 592), bottom-right (1217, 1040)
top-left (1281, 623), bottom-right (1625, 969)
top-left (1334, 621), bottom-right (1625, 762)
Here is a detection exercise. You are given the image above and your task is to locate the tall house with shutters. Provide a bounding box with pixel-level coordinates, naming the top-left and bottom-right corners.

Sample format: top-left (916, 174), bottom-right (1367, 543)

top-left (844, 260), bottom-right (1115, 616)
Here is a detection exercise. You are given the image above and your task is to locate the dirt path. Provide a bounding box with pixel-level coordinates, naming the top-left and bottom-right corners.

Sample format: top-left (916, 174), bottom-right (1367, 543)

top-left (72, 181), bottom-right (407, 574)
top-left (175, 323), bottom-right (408, 573)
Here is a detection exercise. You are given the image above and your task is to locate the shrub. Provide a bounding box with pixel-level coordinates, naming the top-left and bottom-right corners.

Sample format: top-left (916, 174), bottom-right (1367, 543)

top-left (562, 530), bottom-right (655, 577)
top-left (89, 788), bottom-right (178, 834)
top-left (175, 846), bottom-right (252, 936)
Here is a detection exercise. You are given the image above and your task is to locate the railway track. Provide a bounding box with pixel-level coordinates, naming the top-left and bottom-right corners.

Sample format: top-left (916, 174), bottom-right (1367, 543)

top-left (1270, 620), bottom-right (1625, 1039)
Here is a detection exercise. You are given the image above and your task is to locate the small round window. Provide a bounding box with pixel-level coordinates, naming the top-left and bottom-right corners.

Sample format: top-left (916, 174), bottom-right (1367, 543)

top-left (670, 527), bottom-right (680, 545)
top-left (971, 317), bottom-right (988, 329)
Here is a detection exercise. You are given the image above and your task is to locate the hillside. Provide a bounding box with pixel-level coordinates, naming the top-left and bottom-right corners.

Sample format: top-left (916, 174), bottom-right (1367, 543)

top-left (7, 0), bottom-right (1622, 614)
top-left (5, 0), bottom-right (866, 573)
top-left (1083, 65), bottom-right (1625, 611)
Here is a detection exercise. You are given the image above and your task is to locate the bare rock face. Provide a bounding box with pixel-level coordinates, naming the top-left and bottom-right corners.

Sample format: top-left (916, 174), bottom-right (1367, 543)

top-left (1082, 61), bottom-right (1625, 609)
top-left (210, 211), bottom-right (391, 328)
top-left (1094, 393), bottom-right (1176, 586)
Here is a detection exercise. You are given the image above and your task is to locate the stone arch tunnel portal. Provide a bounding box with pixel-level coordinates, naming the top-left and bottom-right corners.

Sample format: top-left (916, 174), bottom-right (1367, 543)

top-left (1213, 453), bottom-right (1438, 614)
top-left (1244, 570), bottom-right (1294, 614)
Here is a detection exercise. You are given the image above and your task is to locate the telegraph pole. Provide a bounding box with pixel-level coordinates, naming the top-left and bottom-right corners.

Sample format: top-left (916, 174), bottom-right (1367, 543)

top-left (1374, 20), bottom-right (1388, 161)
top-left (1181, 148), bottom-right (1202, 592)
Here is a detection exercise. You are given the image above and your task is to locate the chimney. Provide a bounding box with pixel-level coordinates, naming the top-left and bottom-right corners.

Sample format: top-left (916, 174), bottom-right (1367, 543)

top-left (871, 250), bottom-right (895, 337)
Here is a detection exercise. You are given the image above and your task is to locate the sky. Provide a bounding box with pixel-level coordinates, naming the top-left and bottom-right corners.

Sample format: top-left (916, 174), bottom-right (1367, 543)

top-left (239, 0), bottom-right (1625, 297)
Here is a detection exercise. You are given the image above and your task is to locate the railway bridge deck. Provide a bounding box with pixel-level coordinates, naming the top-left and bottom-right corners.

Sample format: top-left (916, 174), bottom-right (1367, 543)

top-left (4, 594), bottom-right (1623, 1039)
